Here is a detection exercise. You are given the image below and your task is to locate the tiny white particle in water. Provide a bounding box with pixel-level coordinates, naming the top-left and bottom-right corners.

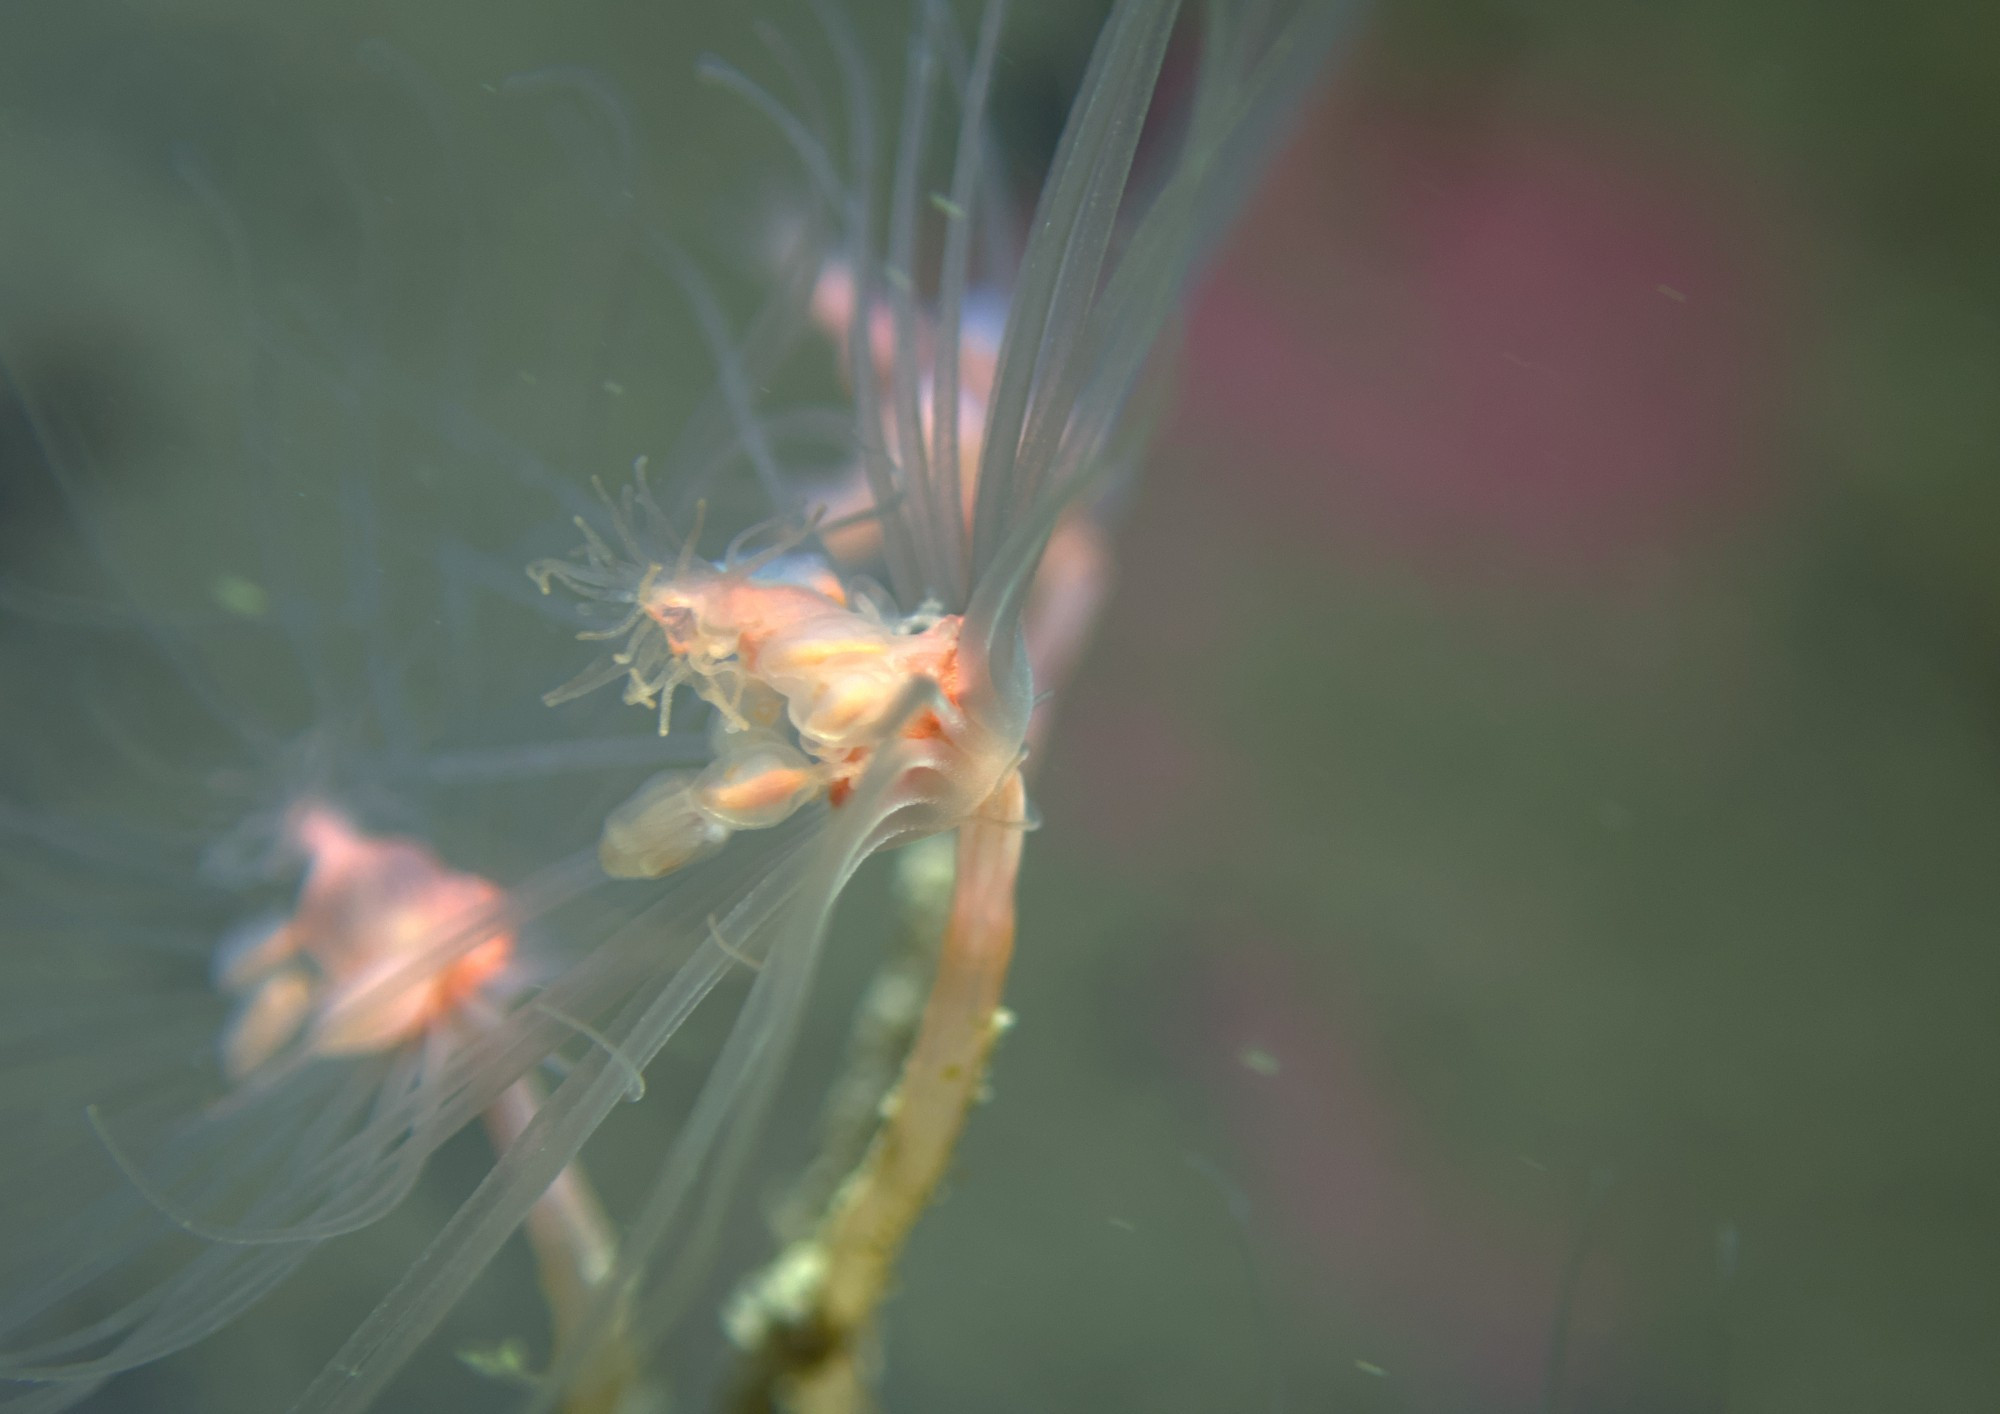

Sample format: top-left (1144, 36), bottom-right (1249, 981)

top-left (1239, 1045), bottom-right (1281, 1077)
top-left (210, 573), bottom-right (268, 619)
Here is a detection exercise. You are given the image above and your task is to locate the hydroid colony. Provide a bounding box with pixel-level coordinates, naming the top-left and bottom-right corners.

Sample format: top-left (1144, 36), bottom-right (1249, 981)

top-left (0, 1), bottom-right (1345, 1408)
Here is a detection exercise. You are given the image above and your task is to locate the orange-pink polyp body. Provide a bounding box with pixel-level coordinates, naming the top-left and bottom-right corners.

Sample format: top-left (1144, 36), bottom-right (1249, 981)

top-left (217, 803), bottom-right (515, 1079)
top-left (643, 573), bottom-right (964, 758)
top-left (809, 260), bottom-right (1000, 566)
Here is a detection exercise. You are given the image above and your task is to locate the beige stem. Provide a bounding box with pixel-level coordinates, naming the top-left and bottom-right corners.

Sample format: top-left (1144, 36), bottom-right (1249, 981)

top-left (784, 768), bottom-right (1027, 1412)
top-left (483, 1077), bottom-right (638, 1414)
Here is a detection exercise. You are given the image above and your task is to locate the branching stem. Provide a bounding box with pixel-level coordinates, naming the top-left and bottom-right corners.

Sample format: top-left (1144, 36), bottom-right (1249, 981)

top-left (731, 768), bottom-right (1026, 1413)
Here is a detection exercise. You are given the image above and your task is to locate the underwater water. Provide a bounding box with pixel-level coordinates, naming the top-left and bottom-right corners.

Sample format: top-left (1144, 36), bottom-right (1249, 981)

top-left (4, 1), bottom-right (1998, 1412)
